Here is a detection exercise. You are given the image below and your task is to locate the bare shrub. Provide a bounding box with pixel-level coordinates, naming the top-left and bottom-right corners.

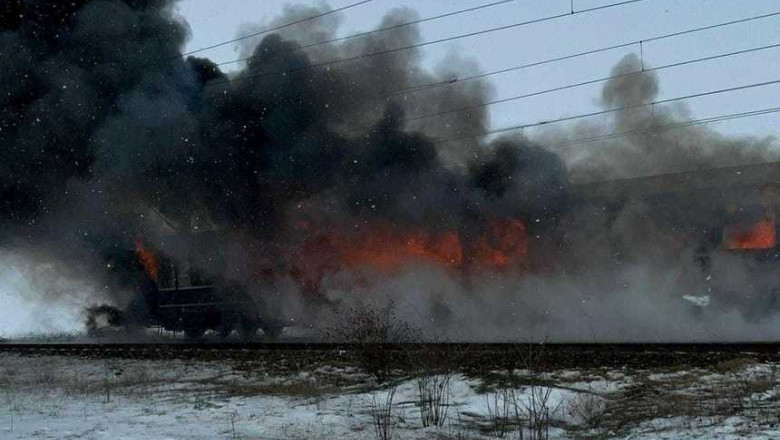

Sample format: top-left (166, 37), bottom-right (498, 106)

top-left (369, 386), bottom-right (397, 440)
top-left (518, 385), bottom-right (558, 440)
top-left (565, 392), bottom-right (606, 428)
top-left (230, 410), bottom-right (239, 439)
top-left (332, 300), bottom-right (420, 344)
top-left (4, 387), bottom-right (15, 431)
top-left (417, 372), bottom-right (451, 428)
top-left (484, 343), bottom-right (560, 440)
top-left (485, 386), bottom-right (514, 438)
top-left (328, 300), bottom-right (421, 382)
top-left (440, 409), bottom-right (480, 440)
top-left (518, 343), bottom-right (548, 373)
top-left (414, 344), bottom-right (464, 429)
top-left (101, 360), bottom-right (124, 403)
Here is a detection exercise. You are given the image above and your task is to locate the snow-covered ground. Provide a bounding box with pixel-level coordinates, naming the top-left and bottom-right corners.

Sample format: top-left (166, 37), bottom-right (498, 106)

top-left (1, 352), bottom-right (779, 439)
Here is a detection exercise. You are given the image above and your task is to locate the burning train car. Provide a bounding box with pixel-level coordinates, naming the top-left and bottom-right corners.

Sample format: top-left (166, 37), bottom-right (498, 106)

top-left (576, 161), bottom-right (780, 316)
top-left (125, 231), bottom-right (284, 338)
top-left (112, 161), bottom-right (780, 338)
top-left (120, 215), bottom-right (534, 338)
top-left (578, 161), bottom-right (780, 250)
top-left (6, 0), bottom-right (780, 342)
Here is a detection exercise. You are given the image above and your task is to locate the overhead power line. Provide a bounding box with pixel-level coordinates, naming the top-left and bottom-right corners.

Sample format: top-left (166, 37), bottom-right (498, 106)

top-left (540, 105), bottom-right (780, 150)
top-left (439, 105), bottom-right (780, 167)
top-left (392, 10), bottom-right (780, 96)
top-left (217, 0), bottom-right (516, 68)
top-left (204, 3), bottom-right (780, 137)
top-left (181, 0), bottom-right (377, 58)
top-left (346, 40), bottom-right (780, 133)
top-left (433, 78), bottom-right (780, 144)
top-left (205, 0), bottom-right (646, 88)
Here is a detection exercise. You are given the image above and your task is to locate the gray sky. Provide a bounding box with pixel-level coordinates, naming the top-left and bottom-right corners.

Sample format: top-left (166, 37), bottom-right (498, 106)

top-left (174, 0), bottom-right (780, 142)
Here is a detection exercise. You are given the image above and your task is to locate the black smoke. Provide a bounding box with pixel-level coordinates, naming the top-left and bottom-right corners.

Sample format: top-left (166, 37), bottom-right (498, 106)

top-left (0, 0), bottom-right (565, 318)
top-left (4, 0), bottom-right (780, 341)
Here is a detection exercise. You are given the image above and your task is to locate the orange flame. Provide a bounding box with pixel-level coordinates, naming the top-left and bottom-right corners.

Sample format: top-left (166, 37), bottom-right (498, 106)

top-left (349, 230), bottom-right (462, 270)
top-left (292, 219), bottom-right (528, 285)
top-left (724, 219), bottom-right (776, 250)
top-left (471, 219), bottom-right (529, 271)
top-left (135, 240), bottom-right (159, 281)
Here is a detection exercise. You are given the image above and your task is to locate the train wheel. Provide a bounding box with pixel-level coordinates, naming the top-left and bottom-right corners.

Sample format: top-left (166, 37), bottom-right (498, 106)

top-left (261, 326), bottom-right (283, 337)
top-left (237, 317), bottom-right (259, 340)
top-left (217, 318), bottom-right (234, 339)
top-left (184, 327), bottom-right (205, 339)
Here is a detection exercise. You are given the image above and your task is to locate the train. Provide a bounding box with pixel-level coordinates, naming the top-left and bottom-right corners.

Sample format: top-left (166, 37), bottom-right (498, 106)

top-left (127, 230), bottom-right (286, 339)
top-left (110, 162), bottom-right (780, 337)
top-left (576, 161), bottom-right (780, 317)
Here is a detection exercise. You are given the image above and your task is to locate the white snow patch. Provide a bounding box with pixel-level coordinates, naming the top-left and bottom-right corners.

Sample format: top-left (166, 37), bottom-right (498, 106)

top-left (683, 295), bottom-right (711, 307)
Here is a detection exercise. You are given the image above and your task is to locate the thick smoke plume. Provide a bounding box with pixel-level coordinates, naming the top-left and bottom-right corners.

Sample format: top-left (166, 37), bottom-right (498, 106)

top-left (1, 0), bottom-right (779, 340)
top-left (551, 54), bottom-right (779, 181)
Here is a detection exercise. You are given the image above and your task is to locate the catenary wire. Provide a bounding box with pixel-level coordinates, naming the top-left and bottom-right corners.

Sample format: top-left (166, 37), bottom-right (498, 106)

top-left (437, 106), bottom-right (780, 169)
top-left (204, 0), bottom-right (647, 88)
top-left (431, 78), bottom-right (780, 144)
top-left (391, 10), bottom-right (780, 96)
top-left (540, 106), bottom-right (780, 150)
top-left (181, 0), bottom-right (377, 57)
top-left (340, 41), bottom-right (780, 133)
top-left (216, 0), bottom-right (516, 67)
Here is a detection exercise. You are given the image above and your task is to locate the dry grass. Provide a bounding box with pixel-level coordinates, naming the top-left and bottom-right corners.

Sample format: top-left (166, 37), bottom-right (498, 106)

top-left (587, 362), bottom-right (780, 438)
top-left (565, 392), bottom-right (607, 429)
top-left (713, 357), bottom-right (758, 374)
top-left (223, 381), bottom-right (334, 398)
top-left (3, 350), bottom-right (780, 439)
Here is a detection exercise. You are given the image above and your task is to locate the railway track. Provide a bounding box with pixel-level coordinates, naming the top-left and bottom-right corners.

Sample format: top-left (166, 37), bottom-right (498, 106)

top-left (2, 342), bottom-right (780, 370)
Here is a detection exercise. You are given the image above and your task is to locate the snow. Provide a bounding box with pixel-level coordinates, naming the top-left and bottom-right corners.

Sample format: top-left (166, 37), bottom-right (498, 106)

top-left (647, 371), bottom-right (694, 381)
top-left (612, 416), bottom-right (780, 440)
top-left (0, 353), bottom-right (369, 439)
top-left (1, 353), bottom-right (780, 439)
top-left (682, 295), bottom-right (711, 307)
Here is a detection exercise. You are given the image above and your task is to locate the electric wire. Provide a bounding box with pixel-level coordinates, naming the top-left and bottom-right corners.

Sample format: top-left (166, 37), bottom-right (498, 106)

top-left (216, 0), bottom-right (516, 67)
top-left (540, 106), bottom-right (780, 150)
top-left (391, 10), bottom-right (780, 96)
top-left (181, 0), bottom-right (377, 57)
top-left (432, 78), bottom-right (780, 144)
top-left (438, 106), bottom-right (780, 170)
top-left (182, 2), bottom-right (780, 156)
top-left (344, 41), bottom-right (780, 133)
top-left (205, 0), bottom-right (646, 88)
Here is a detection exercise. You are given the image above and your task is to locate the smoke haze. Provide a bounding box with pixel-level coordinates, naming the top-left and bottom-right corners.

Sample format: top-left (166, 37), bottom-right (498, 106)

top-left (1, 0), bottom-right (779, 340)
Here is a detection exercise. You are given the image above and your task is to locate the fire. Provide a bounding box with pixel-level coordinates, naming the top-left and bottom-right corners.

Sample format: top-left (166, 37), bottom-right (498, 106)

top-left (724, 219), bottom-right (776, 250)
top-left (338, 229), bottom-right (463, 270)
top-left (471, 219), bottom-right (529, 271)
top-left (135, 240), bottom-right (159, 281)
top-left (292, 219), bottom-right (529, 285)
